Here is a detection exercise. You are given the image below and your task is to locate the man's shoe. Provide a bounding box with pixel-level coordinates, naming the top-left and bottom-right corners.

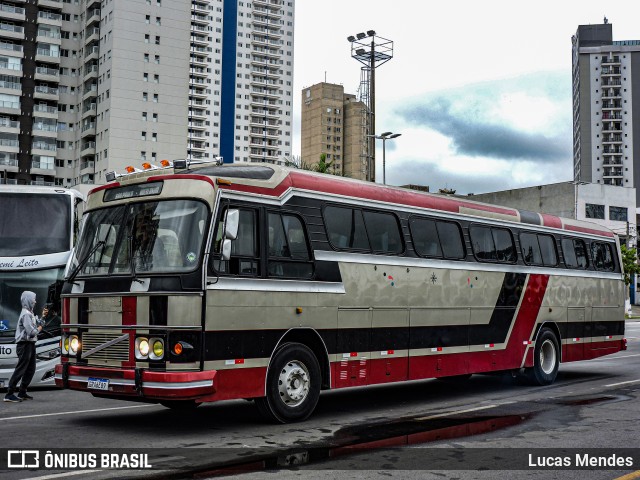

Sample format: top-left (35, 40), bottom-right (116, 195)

top-left (17, 392), bottom-right (33, 400)
top-left (3, 394), bottom-right (22, 403)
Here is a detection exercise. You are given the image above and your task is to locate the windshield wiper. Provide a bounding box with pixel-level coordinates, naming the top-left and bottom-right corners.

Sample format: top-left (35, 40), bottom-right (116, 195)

top-left (66, 240), bottom-right (106, 285)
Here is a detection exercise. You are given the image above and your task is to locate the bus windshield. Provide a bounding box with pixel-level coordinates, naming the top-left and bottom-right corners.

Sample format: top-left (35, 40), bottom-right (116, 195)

top-left (0, 193), bottom-right (70, 256)
top-left (0, 267), bottom-right (64, 339)
top-left (73, 200), bottom-right (208, 276)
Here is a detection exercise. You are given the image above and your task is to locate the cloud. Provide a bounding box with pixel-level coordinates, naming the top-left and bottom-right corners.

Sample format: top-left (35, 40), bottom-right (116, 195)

top-left (395, 72), bottom-right (572, 163)
top-left (387, 157), bottom-right (571, 196)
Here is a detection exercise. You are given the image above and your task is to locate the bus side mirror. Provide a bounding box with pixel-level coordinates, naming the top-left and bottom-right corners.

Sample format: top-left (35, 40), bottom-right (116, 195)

top-left (221, 239), bottom-right (232, 261)
top-left (224, 209), bottom-right (239, 240)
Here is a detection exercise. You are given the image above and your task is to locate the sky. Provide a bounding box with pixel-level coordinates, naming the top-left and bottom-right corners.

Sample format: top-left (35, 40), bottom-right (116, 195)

top-left (291, 0), bottom-right (640, 194)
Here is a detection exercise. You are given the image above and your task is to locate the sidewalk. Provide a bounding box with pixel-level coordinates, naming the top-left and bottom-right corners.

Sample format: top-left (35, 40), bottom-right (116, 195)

top-left (628, 304), bottom-right (640, 320)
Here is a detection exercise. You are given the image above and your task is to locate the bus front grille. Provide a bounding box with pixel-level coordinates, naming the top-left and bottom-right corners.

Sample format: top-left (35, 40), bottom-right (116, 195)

top-left (81, 332), bottom-right (130, 363)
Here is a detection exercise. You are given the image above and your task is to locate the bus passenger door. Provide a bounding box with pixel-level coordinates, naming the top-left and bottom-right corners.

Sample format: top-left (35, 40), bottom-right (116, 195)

top-left (369, 309), bottom-right (409, 384)
top-left (563, 307), bottom-right (585, 362)
top-left (335, 308), bottom-right (370, 388)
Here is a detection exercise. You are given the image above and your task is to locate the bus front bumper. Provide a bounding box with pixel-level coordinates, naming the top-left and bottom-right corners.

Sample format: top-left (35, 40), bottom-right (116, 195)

top-left (54, 364), bottom-right (216, 401)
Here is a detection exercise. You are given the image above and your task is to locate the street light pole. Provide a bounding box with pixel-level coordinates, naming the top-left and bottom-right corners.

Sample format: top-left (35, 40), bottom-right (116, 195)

top-left (368, 132), bottom-right (401, 185)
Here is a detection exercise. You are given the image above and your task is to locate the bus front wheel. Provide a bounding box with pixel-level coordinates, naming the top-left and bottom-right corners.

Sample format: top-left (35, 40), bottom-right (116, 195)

top-left (526, 327), bottom-right (560, 386)
top-left (256, 343), bottom-right (321, 423)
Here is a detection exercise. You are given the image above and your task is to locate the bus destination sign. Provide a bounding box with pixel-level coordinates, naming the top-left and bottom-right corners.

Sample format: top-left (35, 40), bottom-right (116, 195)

top-left (103, 182), bottom-right (163, 202)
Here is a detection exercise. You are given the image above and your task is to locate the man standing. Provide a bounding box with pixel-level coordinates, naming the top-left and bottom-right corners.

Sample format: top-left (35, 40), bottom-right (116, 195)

top-left (4, 291), bottom-right (42, 402)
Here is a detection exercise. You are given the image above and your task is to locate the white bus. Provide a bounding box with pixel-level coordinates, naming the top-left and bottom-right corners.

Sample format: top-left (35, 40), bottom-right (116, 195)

top-left (56, 161), bottom-right (625, 422)
top-left (0, 185), bottom-right (84, 389)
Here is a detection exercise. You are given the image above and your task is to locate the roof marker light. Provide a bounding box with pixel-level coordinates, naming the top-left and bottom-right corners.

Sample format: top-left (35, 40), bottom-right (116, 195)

top-left (142, 162), bottom-right (153, 170)
top-left (125, 166), bottom-right (136, 173)
top-left (160, 159), bottom-right (171, 168)
top-left (216, 178), bottom-right (232, 186)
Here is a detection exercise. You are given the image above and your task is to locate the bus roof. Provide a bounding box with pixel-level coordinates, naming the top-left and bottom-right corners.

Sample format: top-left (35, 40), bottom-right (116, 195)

top-left (92, 161), bottom-right (616, 239)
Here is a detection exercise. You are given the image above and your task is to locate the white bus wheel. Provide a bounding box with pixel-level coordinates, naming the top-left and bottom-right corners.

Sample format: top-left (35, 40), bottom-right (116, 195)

top-left (526, 327), bottom-right (560, 386)
top-left (256, 343), bottom-right (321, 423)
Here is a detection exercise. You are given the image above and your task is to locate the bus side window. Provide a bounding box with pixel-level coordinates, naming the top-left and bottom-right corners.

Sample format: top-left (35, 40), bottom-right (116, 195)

top-left (409, 217), bottom-right (442, 257)
top-left (470, 226), bottom-right (497, 261)
top-left (562, 238), bottom-right (588, 269)
top-left (210, 208), bottom-right (259, 276)
top-left (323, 206), bottom-right (369, 251)
top-left (362, 210), bottom-right (403, 254)
top-left (267, 212), bottom-right (313, 279)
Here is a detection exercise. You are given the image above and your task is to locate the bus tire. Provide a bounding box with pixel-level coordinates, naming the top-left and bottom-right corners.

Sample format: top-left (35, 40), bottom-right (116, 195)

top-left (256, 343), bottom-right (321, 423)
top-left (526, 328), bottom-right (560, 386)
top-left (160, 400), bottom-right (200, 410)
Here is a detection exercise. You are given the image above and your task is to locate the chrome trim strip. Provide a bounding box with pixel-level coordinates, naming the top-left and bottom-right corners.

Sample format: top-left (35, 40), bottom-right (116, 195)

top-left (313, 250), bottom-right (622, 280)
top-left (206, 276), bottom-right (345, 293)
top-left (57, 374), bottom-right (212, 390)
top-left (62, 292), bottom-right (203, 298)
top-left (64, 324), bottom-right (201, 330)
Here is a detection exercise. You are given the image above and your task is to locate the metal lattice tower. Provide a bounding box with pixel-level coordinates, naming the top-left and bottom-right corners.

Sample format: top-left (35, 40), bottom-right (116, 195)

top-left (348, 31), bottom-right (394, 182)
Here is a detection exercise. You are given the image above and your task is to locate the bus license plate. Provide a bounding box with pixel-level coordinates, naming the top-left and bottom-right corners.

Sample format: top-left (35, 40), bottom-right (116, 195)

top-left (87, 377), bottom-right (109, 391)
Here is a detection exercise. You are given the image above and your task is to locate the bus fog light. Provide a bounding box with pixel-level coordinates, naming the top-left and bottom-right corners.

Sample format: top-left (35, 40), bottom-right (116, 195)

top-left (135, 337), bottom-right (150, 359)
top-left (150, 338), bottom-right (164, 360)
top-left (62, 336), bottom-right (69, 354)
top-left (69, 336), bottom-right (80, 355)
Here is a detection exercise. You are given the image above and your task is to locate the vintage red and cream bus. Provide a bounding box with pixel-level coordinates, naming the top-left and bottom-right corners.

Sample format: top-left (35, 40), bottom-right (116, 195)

top-left (55, 161), bottom-right (626, 422)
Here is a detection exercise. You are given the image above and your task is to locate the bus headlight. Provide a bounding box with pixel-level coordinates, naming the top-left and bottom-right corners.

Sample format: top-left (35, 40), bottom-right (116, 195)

top-left (150, 338), bottom-right (164, 360)
top-left (62, 335), bottom-right (70, 355)
top-left (69, 335), bottom-right (80, 355)
top-left (135, 337), bottom-right (150, 360)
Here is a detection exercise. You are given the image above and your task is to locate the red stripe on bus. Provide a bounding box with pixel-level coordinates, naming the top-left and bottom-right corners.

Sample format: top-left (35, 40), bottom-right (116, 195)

top-left (221, 171), bottom-right (519, 218)
top-left (540, 214), bottom-right (562, 229)
top-left (88, 182), bottom-right (120, 195)
top-left (146, 174), bottom-right (216, 188)
top-left (122, 296), bottom-right (137, 368)
top-left (62, 298), bottom-right (70, 325)
top-left (564, 224), bottom-right (615, 238)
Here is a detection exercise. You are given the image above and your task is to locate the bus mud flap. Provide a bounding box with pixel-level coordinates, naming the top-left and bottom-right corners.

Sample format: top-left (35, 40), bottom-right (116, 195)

top-left (62, 362), bottom-right (69, 389)
top-left (135, 368), bottom-right (143, 395)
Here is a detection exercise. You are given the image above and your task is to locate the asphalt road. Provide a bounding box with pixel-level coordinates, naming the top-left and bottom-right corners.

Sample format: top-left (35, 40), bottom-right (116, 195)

top-left (1, 322), bottom-right (639, 480)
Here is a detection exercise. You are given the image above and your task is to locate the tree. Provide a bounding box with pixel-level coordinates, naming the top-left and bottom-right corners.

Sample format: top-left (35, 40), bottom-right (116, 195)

top-left (620, 244), bottom-right (640, 286)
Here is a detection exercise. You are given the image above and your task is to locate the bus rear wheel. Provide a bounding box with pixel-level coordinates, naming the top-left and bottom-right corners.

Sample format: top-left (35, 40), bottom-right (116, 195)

top-left (256, 343), bottom-right (321, 423)
top-left (526, 327), bottom-right (560, 386)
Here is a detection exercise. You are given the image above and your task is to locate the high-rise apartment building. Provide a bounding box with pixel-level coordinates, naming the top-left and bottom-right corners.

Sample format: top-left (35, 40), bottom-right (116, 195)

top-left (572, 21), bottom-right (640, 203)
top-left (0, 0), bottom-right (294, 188)
top-left (301, 82), bottom-right (367, 181)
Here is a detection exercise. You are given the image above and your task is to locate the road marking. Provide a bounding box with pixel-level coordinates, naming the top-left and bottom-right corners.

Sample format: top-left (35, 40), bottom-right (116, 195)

top-left (18, 456), bottom-right (184, 480)
top-left (605, 379), bottom-right (640, 388)
top-left (415, 404), bottom-right (497, 421)
top-left (592, 353), bottom-right (640, 361)
top-left (0, 404), bottom-right (155, 422)
top-left (22, 470), bottom-right (102, 479)
top-left (614, 470), bottom-right (640, 480)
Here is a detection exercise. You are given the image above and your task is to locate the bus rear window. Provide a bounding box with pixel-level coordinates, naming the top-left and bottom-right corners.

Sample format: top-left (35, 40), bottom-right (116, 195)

top-left (591, 242), bottom-right (615, 271)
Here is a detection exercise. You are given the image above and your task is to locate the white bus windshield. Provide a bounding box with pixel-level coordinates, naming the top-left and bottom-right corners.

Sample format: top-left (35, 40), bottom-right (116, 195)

top-left (0, 267), bottom-right (64, 338)
top-left (0, 193), bottom-right (70, 256)
top-left (73, 200), bottom-right (208, 276)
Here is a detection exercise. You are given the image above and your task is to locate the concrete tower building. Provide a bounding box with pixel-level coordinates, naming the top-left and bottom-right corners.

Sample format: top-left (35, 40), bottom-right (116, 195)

top-left (301, 82), bottom-right (368, 181)
top-left (0, 0), bottom-right (294, 188)
top-left (572, 21), bottom-right (640, 205)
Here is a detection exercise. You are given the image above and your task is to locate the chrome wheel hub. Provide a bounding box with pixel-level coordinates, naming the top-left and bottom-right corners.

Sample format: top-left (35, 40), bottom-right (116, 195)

top-left (277, 360), bottom-right (310, 407)
top-left (540, 339), bottom-right (556, 375)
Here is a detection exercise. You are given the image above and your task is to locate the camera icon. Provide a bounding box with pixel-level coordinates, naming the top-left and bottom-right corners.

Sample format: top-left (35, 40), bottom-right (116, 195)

top-left (7, 450), bottom-right (39, 468)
